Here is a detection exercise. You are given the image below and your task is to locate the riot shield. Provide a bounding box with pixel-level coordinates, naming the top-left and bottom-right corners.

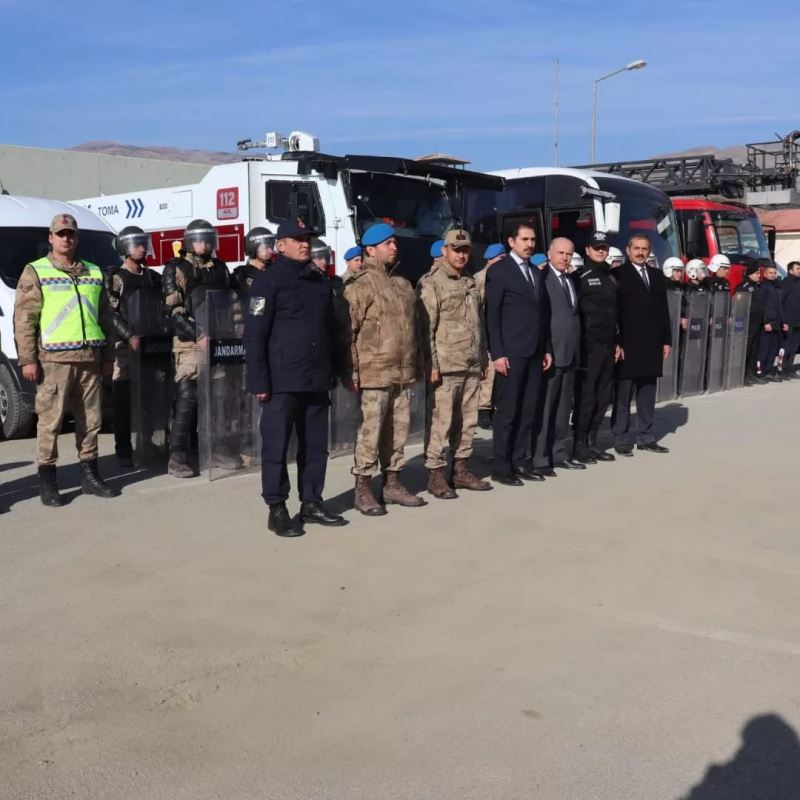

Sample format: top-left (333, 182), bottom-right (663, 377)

top-left (705, 291), bottom-right (730, 394)
top-left (657, 289), bottom-right (682, 403)
top-left (678, 291), bottom-right (711, 397)
top-left (725, 292), bottom-right (752, 390)
top-left (407, 381), bottom-right (427, 445)
top-left (196, 289), bottom-right (260, 481)
top-left (127, 288), bottom-right (173, 466)
top-left (329, 383), bottom-right (360, 459)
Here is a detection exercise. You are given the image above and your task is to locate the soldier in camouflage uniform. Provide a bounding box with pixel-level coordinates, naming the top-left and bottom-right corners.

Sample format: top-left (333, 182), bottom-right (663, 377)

top-left (105, 225), bottom-right (161, 467)
top-left (473, 243), bottom-right (506, 430)
top-left (344, 223), bottom-right (426, 515)
top-left (13, 213), bottom-right (118, 505)
top-left (162, 219), bottom-right (233, 478)
top-left (418, 229), bottom-right (492, 498)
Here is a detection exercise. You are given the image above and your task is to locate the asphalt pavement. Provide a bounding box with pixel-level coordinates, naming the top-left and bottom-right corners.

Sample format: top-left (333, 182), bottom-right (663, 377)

top-left (1, 382), bottom-right (799, 799)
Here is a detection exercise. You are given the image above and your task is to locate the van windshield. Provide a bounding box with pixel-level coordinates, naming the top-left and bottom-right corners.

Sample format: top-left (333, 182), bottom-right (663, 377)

top-left (0, 228), bottom-right (118, 287)
top-left (347, 172), bottom-right (454, 238)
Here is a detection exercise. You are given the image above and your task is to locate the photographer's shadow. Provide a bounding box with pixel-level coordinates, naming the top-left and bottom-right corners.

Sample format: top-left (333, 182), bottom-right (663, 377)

top-left (679, 713), bottom-right (800, 800)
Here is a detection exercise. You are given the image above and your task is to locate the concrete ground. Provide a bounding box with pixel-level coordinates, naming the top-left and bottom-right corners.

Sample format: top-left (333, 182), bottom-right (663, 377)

top-left (1, 382), bottom-right (799, 800)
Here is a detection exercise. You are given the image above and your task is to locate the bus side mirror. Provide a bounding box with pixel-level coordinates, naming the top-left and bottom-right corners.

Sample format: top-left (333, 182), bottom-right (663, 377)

top-left (604, 201), bottom-right (620, 234)
top-left (767, 228), bottom-right (776, 261)
top-left (686, 217), bottom-right (704, 258)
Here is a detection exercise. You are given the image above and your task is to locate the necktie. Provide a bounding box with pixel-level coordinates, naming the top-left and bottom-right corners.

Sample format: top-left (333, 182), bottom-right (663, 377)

top-left (523, 262), bottom-right (535, 288)
top-left (559, 272), bottom-right (573, 308)
top-left (639, 266), bottom-right (650, 289)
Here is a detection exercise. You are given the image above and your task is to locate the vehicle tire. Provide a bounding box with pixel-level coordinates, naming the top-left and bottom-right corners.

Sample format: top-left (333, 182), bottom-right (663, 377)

top-left (0, 364), bottom-right (35, 439)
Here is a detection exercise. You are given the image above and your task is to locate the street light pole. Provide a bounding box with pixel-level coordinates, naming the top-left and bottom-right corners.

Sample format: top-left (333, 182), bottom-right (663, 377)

top-left (590, 59), bottom-right (647, 164)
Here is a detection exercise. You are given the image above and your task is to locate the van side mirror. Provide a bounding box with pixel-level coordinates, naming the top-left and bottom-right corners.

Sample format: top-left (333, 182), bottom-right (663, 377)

top-left (685, 216), bottom-right (704, 258)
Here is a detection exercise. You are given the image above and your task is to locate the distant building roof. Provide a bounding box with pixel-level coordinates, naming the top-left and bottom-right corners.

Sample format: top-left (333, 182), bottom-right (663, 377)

top-left (414, 153), bottom-right (471, 167)
top-left (757, 209), bottom-right (800, 233)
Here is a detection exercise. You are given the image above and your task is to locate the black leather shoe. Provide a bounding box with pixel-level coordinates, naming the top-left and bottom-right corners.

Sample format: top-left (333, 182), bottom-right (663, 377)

top-left (300, 501), bottom-right (348, 527)
top-left (268, 504), bottom-right (305, 537)
top-left (534, 467), bottom-right (557, 478)
top-left (589, 448), bottom-right (615, 462)
top-left (614, 445), bottom-right (634, 457)
top-left (491, 472), bottom-right (524, 486)
top-left (554, 459), bottom-right (586, 471)
top-left (637, 442), bottom-right (669, 454)
top-left (514, 466), bottom-right (545, 482)
top-left (478, 410), bottom-right (493, 430)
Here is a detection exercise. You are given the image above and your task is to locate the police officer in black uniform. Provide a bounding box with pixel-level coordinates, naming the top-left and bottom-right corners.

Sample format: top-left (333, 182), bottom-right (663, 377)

top-left (245, 219), bottom-right (346, 537)
top-left (233, 227), bottom-right (275, 299)
top-left (707, 255), bottom-right (732, 293)
top-left (735, 264), bottom-right (766, 385)
top-left (573, 232), bottom-right (619, 463)
top-left (162, 219), bottom-right (234, 477)
top-left (105, 225), bottom-right (162, 466)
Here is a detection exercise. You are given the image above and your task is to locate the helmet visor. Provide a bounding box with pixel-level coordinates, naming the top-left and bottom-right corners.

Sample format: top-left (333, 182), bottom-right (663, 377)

top-left (118, 231), bottom-right (153, 258)
top-left (185, 228), bottom-right (218, 251)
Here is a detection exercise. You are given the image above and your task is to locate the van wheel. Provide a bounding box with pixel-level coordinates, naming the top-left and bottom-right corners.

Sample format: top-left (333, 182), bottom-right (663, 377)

top-left (0, 364), bottom-right (35, 439)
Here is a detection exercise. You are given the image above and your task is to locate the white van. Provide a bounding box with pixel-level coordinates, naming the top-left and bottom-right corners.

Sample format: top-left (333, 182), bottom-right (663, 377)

top-left (0, 195), bottom-right (117, 438)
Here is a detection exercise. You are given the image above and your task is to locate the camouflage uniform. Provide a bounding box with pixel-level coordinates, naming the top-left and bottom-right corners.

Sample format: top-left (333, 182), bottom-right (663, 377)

top-left (418, 263), bottom-right (486, 469)
top-left (13, 256), bottom-right (115, 465)
top-left (344, 255), bottom-right (418, 476)
top-left (473, 263), bottom-right (495, 411)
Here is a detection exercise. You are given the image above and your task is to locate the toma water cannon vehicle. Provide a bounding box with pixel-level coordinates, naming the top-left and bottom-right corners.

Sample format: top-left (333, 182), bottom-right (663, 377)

top-left (72, 131), bottom-right (502, 284)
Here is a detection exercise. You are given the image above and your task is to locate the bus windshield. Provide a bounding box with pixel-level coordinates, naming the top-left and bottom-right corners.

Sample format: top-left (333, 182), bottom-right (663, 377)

top-left (710, 210), bottom-right (771, 262)
top-left (347, 172), bottom-right (454, 238)
top-left (0, 227), bottom-right (118, 288)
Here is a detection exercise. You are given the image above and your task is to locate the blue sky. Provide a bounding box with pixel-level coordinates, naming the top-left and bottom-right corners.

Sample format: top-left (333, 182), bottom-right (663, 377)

top-left (1, 0), bottom-right (798, 171)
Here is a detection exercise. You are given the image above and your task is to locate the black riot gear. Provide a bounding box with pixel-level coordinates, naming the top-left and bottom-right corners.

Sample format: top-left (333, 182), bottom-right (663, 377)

top-left (116, 225), bottom-right (151, 260)
top-left (184, 219), bottom-right (218, 252)
top-left (245, 227), bottom-right (275, 258)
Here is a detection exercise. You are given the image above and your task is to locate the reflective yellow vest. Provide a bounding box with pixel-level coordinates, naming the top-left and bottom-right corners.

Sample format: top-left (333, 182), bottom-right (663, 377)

top-left (30, 258), bottom-right (106, 351)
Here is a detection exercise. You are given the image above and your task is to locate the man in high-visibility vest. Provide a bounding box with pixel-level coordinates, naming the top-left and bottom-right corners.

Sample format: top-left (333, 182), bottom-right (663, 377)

top-left (13, 213), bottom-right (118, 506)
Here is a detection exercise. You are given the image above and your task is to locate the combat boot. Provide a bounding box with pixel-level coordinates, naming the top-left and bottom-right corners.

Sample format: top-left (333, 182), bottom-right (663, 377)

top-left (452, 459), bottom-right (492, 491)
top-left (79, 459), bottom-right (119, 498)
top-left (267, 503), bottom-right (305, 537)
top-left (168, 454), bottom-right (196, 478)
top-left (573, 435), bottom-right (597, 465)
top-left (354, 475), bottom-right (387, 516)
top-left (382, 472), bottom-right (426, 507)
top-left (38, 465), bottom-right (63, 507)
top-left (169, 380), bottom-right (198, 478)
top-left (427, 467), bottom-right (458, 499)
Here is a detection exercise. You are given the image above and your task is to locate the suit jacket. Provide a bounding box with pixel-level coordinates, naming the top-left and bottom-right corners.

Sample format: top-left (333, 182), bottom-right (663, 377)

top-left (543, 265), bottom-right (580, 368)
top-left (616, 260), bottom-right (672, 379)
top-left (485, 255), bottom-right (551, 359)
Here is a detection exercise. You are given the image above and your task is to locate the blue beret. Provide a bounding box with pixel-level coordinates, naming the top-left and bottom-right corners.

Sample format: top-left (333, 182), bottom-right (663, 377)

top-left (531, 253), bottom-right (548, 266)
top-left (361, 223), bottom-right (395, 247)
top-left (483, 243), bottom-right (505, 261)
top-left (430, 239), bottom-right (444, 258)
top-left (344, 245), bottom-right (363, 261)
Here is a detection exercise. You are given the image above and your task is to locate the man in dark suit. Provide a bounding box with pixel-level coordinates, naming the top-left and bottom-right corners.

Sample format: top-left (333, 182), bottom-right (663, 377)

top-left (532, 237), bottom-right (584, 476)
top-left (485, 220), bottom-right (553, 485)
top-left (612, 235), bottom-right (673, 456)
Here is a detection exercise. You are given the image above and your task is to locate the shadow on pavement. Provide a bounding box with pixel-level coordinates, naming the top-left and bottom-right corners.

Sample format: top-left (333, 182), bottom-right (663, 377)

top-left (679, 713), bottom-right (800, 800)
top-left (0, 460), bottom-right (34, 473)
top-left (0, 453), bottom-right (166, 512)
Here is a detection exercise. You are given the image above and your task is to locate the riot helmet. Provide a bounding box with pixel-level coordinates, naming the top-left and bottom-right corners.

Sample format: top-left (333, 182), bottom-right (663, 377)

top-left (708, 254), bottom-right (731, 274)
top-left (607, 246), bottom-right (624, 268)
top-left (116, 225), bottom-right (152, 260)
top-left (686, 258), bottom-right (706, 282)
top-left (310, 237), bottom-right (332, 268)
top-left (662, 256), bottom-right (684, 279)
top-left (184, 219), bottom-right (217, 255)
top-left (245, 226), bottom-right (276, 259)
